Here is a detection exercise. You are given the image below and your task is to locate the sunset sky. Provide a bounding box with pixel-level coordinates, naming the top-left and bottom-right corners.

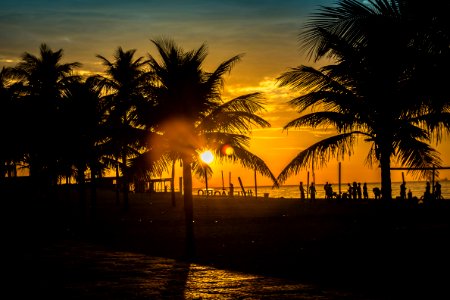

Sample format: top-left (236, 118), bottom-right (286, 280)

top-left (2, 0), bottom-right (450, 188)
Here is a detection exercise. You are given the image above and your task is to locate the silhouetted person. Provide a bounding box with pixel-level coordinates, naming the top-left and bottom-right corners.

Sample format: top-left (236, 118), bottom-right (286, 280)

top-left (327, 184), bottom-right (334, 199)
top-left (324, 182), bottom-right (333, 199)
top-left (357, 182), bottom-right (362, 200)
top-left (434, 181), bottom-right (442, 199)
top-left (363, 183), bottom-right (369, 200)
top-left (400, 182), bottom-right (406, 200)
top-left (373, 187), bottom-right (381, 199)
top-left (347, 183), bottom-right (353, 200)
top-left (408, 189), bottom-right (413, 201)
top-left (229, 183), bottom-right (234, 197)
top-left (299, 181), bottom-right (305, 201)
top-left (352, 182), bottom-right (357, 200)
top-left (324, 182), bottom-right (329, 199)
top-left (309, 182), bottom-right (316, 201)
top-left (423, 181), bottom-right (431, 202)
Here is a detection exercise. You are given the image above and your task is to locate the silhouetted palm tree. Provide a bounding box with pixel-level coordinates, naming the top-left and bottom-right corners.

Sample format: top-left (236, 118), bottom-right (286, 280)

top-left (0, 67), bottom-right (20, 179)
top-left (63, 76), bottom-right (109, 211)
top-left (277, 0), bottom-right (449, 200)
top-left (93, 47), bottom-right (150, 210)
top-left (145, 38), bottom-right (277, 256)
top-left (11, 43), bottom-right (80, 190)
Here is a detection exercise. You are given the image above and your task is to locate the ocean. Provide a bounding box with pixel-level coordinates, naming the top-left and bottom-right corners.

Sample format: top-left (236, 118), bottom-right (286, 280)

top-left (193, 180), bottom-right (450, 200)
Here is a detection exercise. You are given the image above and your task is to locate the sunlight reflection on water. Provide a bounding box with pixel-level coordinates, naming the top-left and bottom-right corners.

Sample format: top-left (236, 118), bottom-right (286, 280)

top-left (39, 240), bottom-right (362, 300)
top-left (184, 264), bottom-right (328, 299)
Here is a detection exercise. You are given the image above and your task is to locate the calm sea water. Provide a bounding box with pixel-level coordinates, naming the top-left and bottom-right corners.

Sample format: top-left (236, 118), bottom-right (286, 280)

top-left (194, 180), bottom-right (450, 199)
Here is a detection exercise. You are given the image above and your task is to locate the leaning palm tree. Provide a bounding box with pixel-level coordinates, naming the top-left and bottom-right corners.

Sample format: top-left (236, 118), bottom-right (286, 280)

top-left (144, 38), bottom-right (277, 256)
top-left (11, 43), bottom-right (80, 189)
top-left (277, 0), bottom-right (449, 200)
top-left (93, 47), bottom-right (150, 210)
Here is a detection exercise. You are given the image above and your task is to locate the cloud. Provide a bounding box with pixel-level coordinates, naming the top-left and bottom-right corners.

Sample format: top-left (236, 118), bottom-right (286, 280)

top-left (0, 58), bottom-right (17, 63)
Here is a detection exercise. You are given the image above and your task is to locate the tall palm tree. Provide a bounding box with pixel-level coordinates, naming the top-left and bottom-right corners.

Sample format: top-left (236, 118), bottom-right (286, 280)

top-left (11, 43), bottom-right (80, 189)
top-left (62, 76), bottom-right (109, 212)
top-left (145, 38), bottom-right (277, 256)
top-left (93, 47), bottom-right (150, 210)
top-left (277, 0), bottom-right (449, 200)
top-left (0, 67), bottom-right (20, 179)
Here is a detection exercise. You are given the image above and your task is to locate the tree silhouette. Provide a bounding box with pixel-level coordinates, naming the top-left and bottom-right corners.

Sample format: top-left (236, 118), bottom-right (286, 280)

top-left (63, 77), bottom-right (109, 211)
top-left (93, 47), bottom-right (150, 210)
top-left (11, 43), bottom-right (80, 192)
top-left (0, 67), bottom-right (21, 179)
top-left (145, 38), bottom-right (277, 256)
top-left (277, 0), bottom-right (449, 200)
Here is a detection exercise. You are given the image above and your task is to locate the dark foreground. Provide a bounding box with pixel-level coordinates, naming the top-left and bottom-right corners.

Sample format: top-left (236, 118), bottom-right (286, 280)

top-left (4, 187), bottom-right (450, 299)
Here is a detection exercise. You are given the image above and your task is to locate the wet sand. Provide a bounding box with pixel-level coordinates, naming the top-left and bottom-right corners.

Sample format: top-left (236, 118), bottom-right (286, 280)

top-left (5, 188), bottom-right (450, 299)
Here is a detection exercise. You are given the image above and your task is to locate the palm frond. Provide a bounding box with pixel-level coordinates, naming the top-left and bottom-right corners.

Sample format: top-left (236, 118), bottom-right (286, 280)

top-left (129, 150), bottom-right (172, 179)
top-left (201, 132), bottom-right (251, 152)
top-left (277, 132), bottom-right (363, 184)
top-left (300, 0), bottom-right (376, 61)
top-left (230, 146), bottom-right (279, 187)
top-left (204, 54), bottom-right (243, 102)
top-left (395, 136), bottom-right (442, 178)
top-left (278, 65), bottom-right (355, 105)
top-left (284, 111), bottom-right (363, 133)
top-left (199, 93), bottom-right (270, 133)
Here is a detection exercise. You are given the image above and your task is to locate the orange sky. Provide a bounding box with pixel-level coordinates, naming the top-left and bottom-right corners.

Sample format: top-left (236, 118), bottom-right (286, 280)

top-left (2, 1), bottom-right (449, 188)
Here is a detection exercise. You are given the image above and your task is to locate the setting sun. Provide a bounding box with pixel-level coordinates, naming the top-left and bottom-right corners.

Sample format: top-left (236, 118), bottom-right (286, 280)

top-left (200, 150), bottom-right (214, 164)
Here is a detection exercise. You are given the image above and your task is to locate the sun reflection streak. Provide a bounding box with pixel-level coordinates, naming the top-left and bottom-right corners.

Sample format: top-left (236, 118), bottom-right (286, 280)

top-left (183, 263), bottom-right (336, 299)
top-left (40, 240), bottom-right (355, 299)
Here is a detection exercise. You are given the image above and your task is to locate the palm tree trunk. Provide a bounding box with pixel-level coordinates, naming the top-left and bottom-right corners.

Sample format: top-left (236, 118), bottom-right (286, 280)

top-left (76, 165), bottom-right (87, 222)
top-left (90, 165), bottom-right (98, 220)
top-left (182, 157), bottom-right (195, 258)
top-left (380, 148), bottom-right (392, 200)
top-left (122, 152), bottom-right (129, 211)
top-left (7, 160), bottom-right (12, 178)
top-left (171, 160), bottom-right (176, 207)
top-left (0, 160), bottom-right (5, 179)
top-left (115, 162), bottom-right (120, 205)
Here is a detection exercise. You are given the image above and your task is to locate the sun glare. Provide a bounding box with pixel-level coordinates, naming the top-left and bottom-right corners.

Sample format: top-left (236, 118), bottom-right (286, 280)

top-left (221, 144), bottom-right (234, 156)
top-left (200, 150), bottom-right (214, 164)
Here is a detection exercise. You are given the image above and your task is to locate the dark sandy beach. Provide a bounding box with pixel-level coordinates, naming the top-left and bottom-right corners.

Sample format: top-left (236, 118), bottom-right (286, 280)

top-left (5, 187), bottom-right (450, 299)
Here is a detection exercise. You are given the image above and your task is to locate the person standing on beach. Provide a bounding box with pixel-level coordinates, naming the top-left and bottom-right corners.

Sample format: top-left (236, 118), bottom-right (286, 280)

top-left (363, 183), bottom-right (369, 200)
top-left (357, 183), bottom-right (362, 200)
top-left (229, 183), bottom-right (234, 197)
top-left (408, 189), bottom-right (413, 200)
top-left (324, 182), bottom-right (329, 199)
top-left (424, 181), bottom-right (431, 201)
top-left (309, 182), bottom-right (316, 201)
top-left (400, 182), bottom-right (407, 200)
top-left (434, 181), bottom-right (442, 199)
top-left (299, 181), bottom-right (305, 201)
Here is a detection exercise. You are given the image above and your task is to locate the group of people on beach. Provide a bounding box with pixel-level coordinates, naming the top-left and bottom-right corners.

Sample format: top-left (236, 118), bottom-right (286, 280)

top-left (298, 180), bottom-right (444, 202)
top-left (344, 182), bottom-right (369, 200)
top-left (298, 181), bottom-right (370, 201)
top-left (406, 180), bottom-right (443, 203)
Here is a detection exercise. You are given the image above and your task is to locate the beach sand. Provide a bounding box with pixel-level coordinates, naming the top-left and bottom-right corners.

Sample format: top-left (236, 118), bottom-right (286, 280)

top-left (5, 187), bottom-right (450, 299)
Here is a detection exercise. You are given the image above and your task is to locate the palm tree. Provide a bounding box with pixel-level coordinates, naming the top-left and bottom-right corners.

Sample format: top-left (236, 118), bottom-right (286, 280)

top-left (11, 43), bottom-right (80, 190)
top-left (0, 67), bottom-right (20, 179)
top-left (145, 38), bottom-right (277, 256)
top-left (62, 76), bottom-right (109, 213)
top-left (93, 47), bottom-right (150, 210)
top-left (277, 0), bottom-right (449, 200)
